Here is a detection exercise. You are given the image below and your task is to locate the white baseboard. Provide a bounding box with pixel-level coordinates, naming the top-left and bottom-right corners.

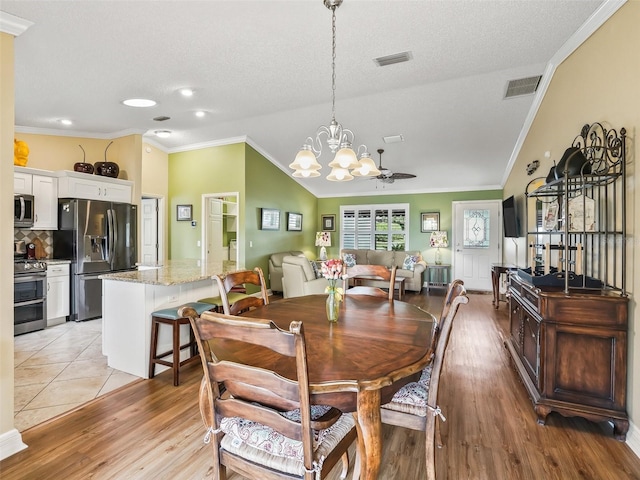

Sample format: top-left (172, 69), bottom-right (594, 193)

top-left (626, 420), bottom-right (640, 459)
top-left (0, 428), bottom-right (27, 461)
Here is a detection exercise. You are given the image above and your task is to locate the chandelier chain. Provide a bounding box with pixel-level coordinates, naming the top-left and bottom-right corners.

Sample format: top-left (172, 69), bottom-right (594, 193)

top-left (331, 6), bottom-right (337, 123)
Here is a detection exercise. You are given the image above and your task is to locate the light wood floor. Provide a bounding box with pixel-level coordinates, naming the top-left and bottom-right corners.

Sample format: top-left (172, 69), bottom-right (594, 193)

top-left (2, 291), bottom-right (639, 479)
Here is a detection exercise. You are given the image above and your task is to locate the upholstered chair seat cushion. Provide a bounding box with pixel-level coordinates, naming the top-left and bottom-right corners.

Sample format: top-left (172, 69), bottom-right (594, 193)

top-left (381, 365), bottom-right (432, 417)
top-left (219, 406), bottom-right (356, 476)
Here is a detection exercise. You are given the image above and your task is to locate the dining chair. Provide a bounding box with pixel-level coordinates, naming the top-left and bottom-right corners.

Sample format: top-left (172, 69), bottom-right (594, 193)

top-left (211, 267), bottom-right (269, 315)
top-left (380, 279), bottom-right (468, 480)
top-left (342, 264), bottom-right (398, 301)
top-left (181, 307), bottom-right (358, 480)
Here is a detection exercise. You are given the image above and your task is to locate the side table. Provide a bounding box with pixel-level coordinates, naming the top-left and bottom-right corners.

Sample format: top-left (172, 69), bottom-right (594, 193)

top-left (491, 263), bottom-right (518, 309)
top-left (426, 264), bottom-right (451, 293)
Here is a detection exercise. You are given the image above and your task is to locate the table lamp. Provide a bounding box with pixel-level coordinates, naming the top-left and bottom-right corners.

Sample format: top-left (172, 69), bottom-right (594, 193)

top-left (429, 231), bottom-right (448, 265)
top-left (315, 231), bottom-right (331, 261)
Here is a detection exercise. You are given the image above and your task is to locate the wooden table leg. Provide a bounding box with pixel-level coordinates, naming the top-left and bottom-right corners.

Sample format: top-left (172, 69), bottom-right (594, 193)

top-left (491, 267), bottom-right (499, 308)
top-left (353, 389), bottom-right (382, 480)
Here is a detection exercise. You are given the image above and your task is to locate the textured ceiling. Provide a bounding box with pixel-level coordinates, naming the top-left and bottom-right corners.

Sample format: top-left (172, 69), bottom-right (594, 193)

top-left (3, 0), bottom-right (605, 197)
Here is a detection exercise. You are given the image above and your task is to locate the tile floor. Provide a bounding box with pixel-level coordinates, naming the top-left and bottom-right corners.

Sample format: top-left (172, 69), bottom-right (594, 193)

top-left (13, 319), bottom-right (140, 432)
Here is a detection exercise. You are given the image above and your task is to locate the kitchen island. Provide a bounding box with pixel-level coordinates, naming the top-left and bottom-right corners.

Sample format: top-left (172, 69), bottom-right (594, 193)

top-left (101, 259), bottom-right (237, 378)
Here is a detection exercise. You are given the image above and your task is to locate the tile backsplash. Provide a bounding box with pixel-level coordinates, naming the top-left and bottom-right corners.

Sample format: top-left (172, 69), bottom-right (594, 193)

top-left (14, 229), bottom-right (53, 258)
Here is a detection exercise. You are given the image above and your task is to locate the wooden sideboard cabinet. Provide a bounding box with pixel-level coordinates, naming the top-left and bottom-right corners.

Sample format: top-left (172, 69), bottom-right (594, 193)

top-left (507, 273), bottom-right (629, 440)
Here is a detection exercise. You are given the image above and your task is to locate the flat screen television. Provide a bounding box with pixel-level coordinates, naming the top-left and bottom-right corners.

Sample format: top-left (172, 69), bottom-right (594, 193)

top-left (502, 195), bottom-right (521, 238)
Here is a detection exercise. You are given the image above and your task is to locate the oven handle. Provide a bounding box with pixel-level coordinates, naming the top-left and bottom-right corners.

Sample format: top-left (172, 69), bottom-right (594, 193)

top-left (14, 298), bottom-right (46, 308)
top-left (14, 274), bottom-right (46, 284)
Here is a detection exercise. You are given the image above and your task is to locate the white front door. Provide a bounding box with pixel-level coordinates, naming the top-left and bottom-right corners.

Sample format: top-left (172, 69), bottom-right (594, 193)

top-left (452, 200), bottom-right (502, 291)
top-left (141, 198), bottom-right (159, 264)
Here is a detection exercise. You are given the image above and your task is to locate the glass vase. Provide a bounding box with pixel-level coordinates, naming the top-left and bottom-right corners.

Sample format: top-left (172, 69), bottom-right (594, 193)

top-left (326, 288), bottom-right (340, 323)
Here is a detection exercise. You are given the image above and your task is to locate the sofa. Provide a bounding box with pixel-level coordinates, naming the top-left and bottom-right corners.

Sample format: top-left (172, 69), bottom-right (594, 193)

top-left (340, 249), bottom-right (427, 292)
top-left (268, 250), bottom-right (304, 293)
top-left (281, 256), bottom-right (329, 298)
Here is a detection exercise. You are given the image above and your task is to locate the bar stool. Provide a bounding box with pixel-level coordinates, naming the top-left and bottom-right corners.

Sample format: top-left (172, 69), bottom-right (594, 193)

top-left (149, 301), bottom-right (214, 386)
top-left (198, 286), bottom-right (248, 313)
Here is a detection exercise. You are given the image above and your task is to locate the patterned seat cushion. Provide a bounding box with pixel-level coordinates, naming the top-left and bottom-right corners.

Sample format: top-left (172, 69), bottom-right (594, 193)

top-left (381, 365), bottom-right (432, 417)
top-left (219, 405), bottom-right (355, 476)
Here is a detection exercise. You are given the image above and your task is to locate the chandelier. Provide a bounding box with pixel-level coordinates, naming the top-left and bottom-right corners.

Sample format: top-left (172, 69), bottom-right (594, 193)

top-left (289, 0), bottom-right (380, 182)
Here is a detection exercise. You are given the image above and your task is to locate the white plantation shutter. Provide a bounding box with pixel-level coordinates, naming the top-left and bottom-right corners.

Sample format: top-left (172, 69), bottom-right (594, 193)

top-left (340, 204), bottom-right (409, 251)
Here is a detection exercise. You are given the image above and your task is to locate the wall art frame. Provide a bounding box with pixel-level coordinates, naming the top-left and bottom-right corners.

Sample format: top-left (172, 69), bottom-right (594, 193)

top-left (287, 212), bottom-right (303, 231)
top-left (177, 204), bottom-right (192, 221)
top-left (321, 214), bottom-right (336, 232)
top-left (260, 208), bottom-right (280, 230)
top-left (421, 212), bottom-right (439, 232)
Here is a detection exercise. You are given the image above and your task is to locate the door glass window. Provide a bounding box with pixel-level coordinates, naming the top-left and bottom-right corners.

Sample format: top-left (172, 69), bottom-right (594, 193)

top-left (463, 209), bottom-right (490, 248)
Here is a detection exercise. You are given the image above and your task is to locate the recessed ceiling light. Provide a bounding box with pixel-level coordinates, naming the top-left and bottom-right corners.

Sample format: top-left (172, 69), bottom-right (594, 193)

top-left (180, 88), bottom-right (194, 97)
top-left (60, 119), bottom-right (73, 126)
top-left (195, 111), bottom-right (205, 118)
top-left (154, 130), bottom-right (171, 138)
top-left (122, 98), bottom-right (157, 108)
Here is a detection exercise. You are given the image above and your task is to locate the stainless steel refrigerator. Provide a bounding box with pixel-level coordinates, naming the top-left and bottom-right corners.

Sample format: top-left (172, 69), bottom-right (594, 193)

top-left (54, 199), bottom-right (137, 321)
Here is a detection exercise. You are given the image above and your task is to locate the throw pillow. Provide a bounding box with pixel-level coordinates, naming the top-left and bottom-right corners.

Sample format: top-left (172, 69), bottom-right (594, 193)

top-left (402, 254), bottom-right (420, 271)
top-left (343, 253), bottom-right (357, 268)
top-left (310, 260), bottom-right (322, 279)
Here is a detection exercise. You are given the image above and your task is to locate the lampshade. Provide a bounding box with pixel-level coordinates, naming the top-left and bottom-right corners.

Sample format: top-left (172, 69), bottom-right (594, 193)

top-left (315, 231), bottom-right (332, 247)
top-left (326, 167), bottom-right (354, 182)
top-left (328, 145), bottom-right (359, 170)
top-left (429, 231), bottom-right (449, 248)
top-left (351, 155), bottom-right (381, 177)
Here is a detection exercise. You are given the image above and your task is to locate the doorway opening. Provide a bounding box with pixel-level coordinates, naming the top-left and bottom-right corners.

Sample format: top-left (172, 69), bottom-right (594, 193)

top-left (201, 192), bottom-right (239, 264)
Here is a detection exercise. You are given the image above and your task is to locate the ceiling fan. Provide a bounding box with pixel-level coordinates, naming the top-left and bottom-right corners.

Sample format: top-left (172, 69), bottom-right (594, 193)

top-left (373, 149), bottom-right (416, 184)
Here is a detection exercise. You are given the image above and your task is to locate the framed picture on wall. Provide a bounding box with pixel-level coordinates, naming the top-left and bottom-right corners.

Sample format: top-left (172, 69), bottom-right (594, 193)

top-left (177, 204), bottom-right (192, 221)
top-left (321, 214), bottom-right (336, 232)
top-left (260, 208), bottom-right (280, 230)
top-left (287, 212), bottom-right (303, 231)
top-left (420, 212), bottom-right (439, 232)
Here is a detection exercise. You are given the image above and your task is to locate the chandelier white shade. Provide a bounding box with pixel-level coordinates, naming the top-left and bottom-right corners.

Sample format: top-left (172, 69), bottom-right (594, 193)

top-left (289, 0), bottom-right (376, 182)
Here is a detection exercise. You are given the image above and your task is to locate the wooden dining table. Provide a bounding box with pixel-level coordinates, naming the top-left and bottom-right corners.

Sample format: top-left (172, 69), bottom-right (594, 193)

top-left (230, 294), bottom-right (436, 479)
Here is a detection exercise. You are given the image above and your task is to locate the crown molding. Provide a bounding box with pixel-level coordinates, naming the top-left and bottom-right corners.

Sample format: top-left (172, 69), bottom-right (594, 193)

top-left (0, 11), bottom-right (33, 36)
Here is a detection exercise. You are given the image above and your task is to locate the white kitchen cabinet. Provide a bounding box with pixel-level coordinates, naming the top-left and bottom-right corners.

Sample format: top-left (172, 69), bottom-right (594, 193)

top-left (47, 262), bottom-right (70, 327)
top-left (32, 174), bottom-right (58, 230)
top-left (58, 171), bottom-right (133, 203)
top-left (14, 168), bottom-right (59, 230)
top-left (14, 172), bottom-right (32, 194)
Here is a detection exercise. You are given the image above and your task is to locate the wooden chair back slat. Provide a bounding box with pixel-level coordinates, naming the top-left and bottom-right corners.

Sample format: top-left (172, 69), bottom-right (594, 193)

top-left (343, 264), bottom-right (398, 301)
top-left (214, 267), bottom-right (269, 315)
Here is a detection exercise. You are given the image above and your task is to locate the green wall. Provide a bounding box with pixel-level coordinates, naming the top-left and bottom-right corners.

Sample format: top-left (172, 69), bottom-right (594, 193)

top-left (244, 144), bottom-right (318, 284)
top-left (168, 143), bottom-right (245, 260)
top-left (168, 142), bottom-right (318, 289)
top-left (318, 189), bottom-right (502, 264)
top-left (168, 141), bottom-right (501, 288)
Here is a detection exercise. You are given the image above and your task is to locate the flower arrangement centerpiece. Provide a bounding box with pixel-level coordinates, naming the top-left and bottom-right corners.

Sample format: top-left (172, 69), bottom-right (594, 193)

top-left (320, 258), bottom-right (344, 323)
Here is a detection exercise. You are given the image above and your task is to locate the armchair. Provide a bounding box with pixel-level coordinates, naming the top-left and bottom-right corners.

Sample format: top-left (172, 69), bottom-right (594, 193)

top-left (268, 251), bottom-right (304, 293)
top-left (282, 256), bottom-right (328, 298)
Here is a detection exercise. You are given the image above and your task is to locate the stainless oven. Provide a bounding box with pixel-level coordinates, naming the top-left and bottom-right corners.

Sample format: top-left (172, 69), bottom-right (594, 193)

top-left (14, 260), bottom-right (47, 335)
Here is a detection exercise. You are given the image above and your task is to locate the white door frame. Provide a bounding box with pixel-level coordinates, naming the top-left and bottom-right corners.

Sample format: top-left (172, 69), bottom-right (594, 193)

top-left (201, 192), bottom-right (239, 263)
top-left (141, 194), bottom-right (165, 264)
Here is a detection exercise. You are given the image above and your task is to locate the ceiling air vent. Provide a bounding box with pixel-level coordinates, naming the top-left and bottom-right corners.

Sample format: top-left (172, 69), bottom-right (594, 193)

top-left (153, 116), bottom-right (171, 122)
top-left (374, 51), bottom-right (412, 67)
top-left (504, 75), bottom-right (542, 98)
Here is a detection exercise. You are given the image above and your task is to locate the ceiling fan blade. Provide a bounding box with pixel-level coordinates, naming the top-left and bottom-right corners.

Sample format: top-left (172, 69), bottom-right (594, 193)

top-left (390, 173), bottom-right (417, 180)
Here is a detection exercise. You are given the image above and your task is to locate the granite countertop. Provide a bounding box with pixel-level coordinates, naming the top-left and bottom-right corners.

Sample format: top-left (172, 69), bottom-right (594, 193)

top-left (45, 259), bottom-right (71, 265)
top-left (100, 259), bottom-right (238, 286)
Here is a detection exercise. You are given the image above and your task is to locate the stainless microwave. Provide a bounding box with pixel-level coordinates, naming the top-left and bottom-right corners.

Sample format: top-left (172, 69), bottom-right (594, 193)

top-left (14, 194), bottom-right (35, 228)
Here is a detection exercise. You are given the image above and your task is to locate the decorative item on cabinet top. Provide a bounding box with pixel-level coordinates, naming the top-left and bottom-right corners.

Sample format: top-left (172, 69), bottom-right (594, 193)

top-left (74, 144), bottom-right (94, 174)
top-left (14, 139), bottom-right (29, 167)
top-left (94, 141), bottom-right (119, 178)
